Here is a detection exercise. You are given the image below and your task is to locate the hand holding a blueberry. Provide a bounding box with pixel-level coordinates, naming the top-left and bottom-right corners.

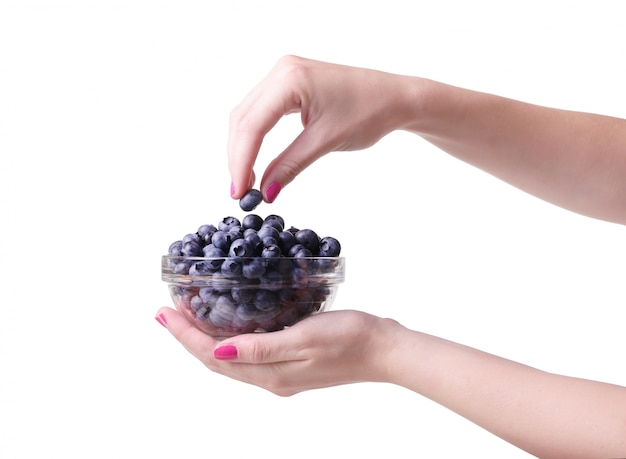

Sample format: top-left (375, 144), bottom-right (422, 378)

top-left (228, 55), bottom-right (626, 224)
top-left (227, 55), bottom-right (423, 204)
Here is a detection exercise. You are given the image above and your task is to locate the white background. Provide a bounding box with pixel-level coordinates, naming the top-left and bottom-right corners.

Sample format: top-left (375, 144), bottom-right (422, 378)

top-left (1, 1), bottom-right (625, 458)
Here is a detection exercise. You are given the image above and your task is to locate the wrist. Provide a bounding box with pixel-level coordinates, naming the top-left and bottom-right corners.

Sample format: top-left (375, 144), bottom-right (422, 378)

top-left (394, 75), bottom-right (437, 134)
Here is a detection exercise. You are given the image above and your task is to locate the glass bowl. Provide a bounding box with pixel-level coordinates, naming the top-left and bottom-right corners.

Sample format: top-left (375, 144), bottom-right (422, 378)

top-left (162, 255), bottom-right (345, 339)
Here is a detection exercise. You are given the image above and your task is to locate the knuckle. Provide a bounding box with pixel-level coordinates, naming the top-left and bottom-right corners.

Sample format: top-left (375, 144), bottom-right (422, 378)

top-left (275, 157), bottom-right (304, 183)
top-left (247, 339), bottom-right (271, 364)
top-left (275, 55), bottom-right (310, 88)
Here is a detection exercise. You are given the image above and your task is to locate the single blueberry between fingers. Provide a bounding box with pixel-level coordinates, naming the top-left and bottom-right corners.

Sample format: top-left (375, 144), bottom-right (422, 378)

top-left (239, 189), bottom-right (263, 212)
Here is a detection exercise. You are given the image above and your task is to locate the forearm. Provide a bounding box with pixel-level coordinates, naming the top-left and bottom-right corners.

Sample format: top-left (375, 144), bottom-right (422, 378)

top-left (378, 323), bottom-right (626, 458)
top-left (403, 78), bottom-right (626, 225)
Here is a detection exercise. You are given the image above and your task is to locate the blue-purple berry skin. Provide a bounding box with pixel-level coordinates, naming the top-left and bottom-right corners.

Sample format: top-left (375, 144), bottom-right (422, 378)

top-left (294, 229), bottom-right (320, 254)
top-left (242, 214), bottom-right (264, 231)
top-left (239, 189), bottom-right (263, 212)
top-left (218, 216), bottom-right (241, 232)
top-left (168, 240), bottom-right (183, 256)
top-left (242, 258), bottom-right (266, 279)
top-left (228, 238), bottom-right (255, 258)
top-left (277, 231), bottom-right (296, 254)
top-left (181, 240), bottom-right (203, 257)
top-left (257, 224), bottom-right (280, 242)
top-left (264, 214), bottom-right (285, 231)
top-left (319, 236), bottom-right (341, 257)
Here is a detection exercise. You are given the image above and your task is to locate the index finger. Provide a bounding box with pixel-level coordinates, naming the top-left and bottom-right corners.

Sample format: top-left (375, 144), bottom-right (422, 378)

top-left (227, 57), bottom-right (304, 200)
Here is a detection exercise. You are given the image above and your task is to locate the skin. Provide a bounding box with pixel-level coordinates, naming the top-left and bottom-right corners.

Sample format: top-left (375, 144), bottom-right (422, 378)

top-left (156, 55), bottom-right (626, 458)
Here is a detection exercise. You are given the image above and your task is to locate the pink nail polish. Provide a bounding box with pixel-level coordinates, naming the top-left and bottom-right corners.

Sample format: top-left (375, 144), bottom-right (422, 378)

top-left (265, 182), bottom-right (281, 203)
top-left (155, 313), bottom-right (167, 328)
top-left (214, 345), bottom-right (238, 360)
top-left (230, 181), bottom-right (235, 197)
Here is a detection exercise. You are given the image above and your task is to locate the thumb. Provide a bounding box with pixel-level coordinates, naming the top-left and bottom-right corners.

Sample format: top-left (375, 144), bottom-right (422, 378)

top-left (260, 124), bottom-right (334, 202)
top-left (214, 327), bottom-right (305, 364)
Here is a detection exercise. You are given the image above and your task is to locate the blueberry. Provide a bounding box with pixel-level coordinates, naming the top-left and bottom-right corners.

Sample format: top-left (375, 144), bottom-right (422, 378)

top-left (262, 244), bottom-right (282, 259)
top-left (244, 231), bottom-right (263, 255)
top-left (173, 260), bottom-right (192, 274)
top-left (215, 294), bottom-right (237, 314)
top-left (236, 302), bottom-right (259, 321)
top-left (293, 247), bottom-right (313, 258)
top-left (277, 231), bottom-right (296, 254)
top-left (231, 287), bottom-right (255, 304)
top-left (263, 214), bottom-right (284, 232)
top-left (292, 248), bottom-right (313, 269)
top-left (255, 289), bottom-right (279, 311)
top-left (294, 229), bottom-right (320, 255)
top-left (259, 270), bottom-right (283, 290)
top-left (242, 258), bottom-right (266, 279)
top-left (218, 216), bottom-right (241, 232)
top-left (242, 214), bottom-right (264, 231)
top-left (201, 246), bottom-right (225, 272)
top-left (208, 311), bottom-right (228, 327)
top-left (318, 236), bottom-right (341, 257)
top-left (239, 189), bottom-right (263, 212)
top-left (197, 224), bottom-right (217, 243)
top-left (228, 238), bottom-right (256, 258)
top-left (195, 303), bottom-right (212, 320)
top-left (199, 287), bottom-right (220, 304)
top-left (262, 236), bottom-right (278, 248)
top-left (181, 240), bottom-right (203, 257)
top-left (209, 294), bottom-right (238, 328)
top-left (202, 244), bottom-right (226, 258)
top-left (211, 230), bottom-right (237, 251)
top-left (189, 261), bottom-right (214, 276)
top-left (190, 295), bottom-right (204, 312)
top-left (182, 233), bottom-right (201, 245)
top-left (257, 224), bottom-right (280, 242)
top-left (221, 258), bottom-right (243, 276)
top-left (287, 243), bottom-right (306, 257)
top-left (228, 226), bottom-right (244, 238)
top-left (168, 240), bottom-right (183, 256)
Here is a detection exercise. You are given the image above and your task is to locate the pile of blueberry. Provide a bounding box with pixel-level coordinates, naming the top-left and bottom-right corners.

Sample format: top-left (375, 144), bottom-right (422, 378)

top-left (164, 213), bottom-right (343, 337)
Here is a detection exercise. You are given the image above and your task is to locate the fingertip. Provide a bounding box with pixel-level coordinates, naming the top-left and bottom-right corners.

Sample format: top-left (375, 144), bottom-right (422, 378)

top-left (229, 172), bottom-right (257, 200)
top-left (214, 344), bottom-right (238, 360)
top-left (263, 181), bottom-right (282, 203)
top-left (154, 307), bottom-right (176, 327)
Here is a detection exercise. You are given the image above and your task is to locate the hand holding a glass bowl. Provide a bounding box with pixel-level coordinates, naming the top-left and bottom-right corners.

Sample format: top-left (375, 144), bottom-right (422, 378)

top-left (155, 308), bottom-right (395, 396)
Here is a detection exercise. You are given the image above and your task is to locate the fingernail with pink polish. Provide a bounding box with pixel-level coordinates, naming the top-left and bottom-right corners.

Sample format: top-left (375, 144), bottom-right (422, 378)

top-left (155, 313), bottom-right (167, 328)
top-left (265, 182), bottom-right (281, 203)
top-left (214, 345), bottom-right (238, 360)
top-left (230, 181), bottom-right (235, 197)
